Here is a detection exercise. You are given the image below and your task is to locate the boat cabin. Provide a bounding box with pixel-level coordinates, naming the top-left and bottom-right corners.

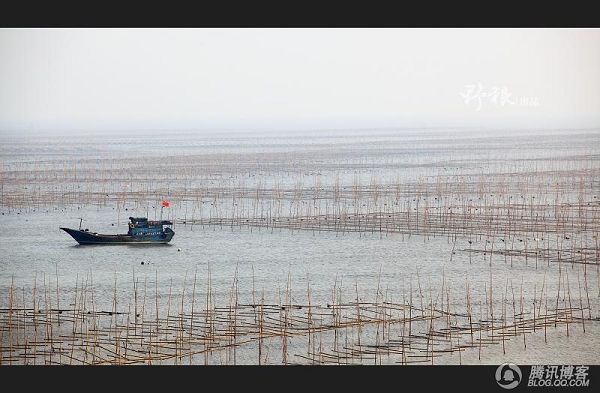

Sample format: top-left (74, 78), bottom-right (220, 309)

top-left (128, 217), bottom-right (173, 236)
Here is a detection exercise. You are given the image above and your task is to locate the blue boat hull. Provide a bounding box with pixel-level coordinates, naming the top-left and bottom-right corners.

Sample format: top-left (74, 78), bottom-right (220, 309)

top-left (60, 227), bottom-right (174, 245)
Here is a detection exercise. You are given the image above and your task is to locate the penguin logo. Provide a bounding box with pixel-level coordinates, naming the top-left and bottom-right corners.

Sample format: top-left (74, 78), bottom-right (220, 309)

top-left (495, 363), bottom-right (522, 389)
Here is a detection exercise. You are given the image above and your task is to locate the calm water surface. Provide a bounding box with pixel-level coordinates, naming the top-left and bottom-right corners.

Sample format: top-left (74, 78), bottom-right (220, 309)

top-left (1, 128), bottom-right (599, 364)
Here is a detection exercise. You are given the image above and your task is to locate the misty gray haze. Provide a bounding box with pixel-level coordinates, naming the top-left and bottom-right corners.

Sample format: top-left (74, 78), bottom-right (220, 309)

top-left (1, 28), bottom-right (599, 133)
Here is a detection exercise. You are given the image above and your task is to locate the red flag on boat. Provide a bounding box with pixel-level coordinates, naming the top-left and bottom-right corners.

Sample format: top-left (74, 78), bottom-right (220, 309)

top-left (161, 200), bottom-right (170, 208)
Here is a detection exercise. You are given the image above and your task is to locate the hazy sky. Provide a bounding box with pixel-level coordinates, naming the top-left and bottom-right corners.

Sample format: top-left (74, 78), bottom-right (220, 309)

top-left (1, 28), bottom-right (599, 133)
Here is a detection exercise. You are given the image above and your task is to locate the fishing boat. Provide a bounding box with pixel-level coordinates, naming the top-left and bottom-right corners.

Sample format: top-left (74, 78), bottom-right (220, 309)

top-left (60, 217), bottom-right (175, 245)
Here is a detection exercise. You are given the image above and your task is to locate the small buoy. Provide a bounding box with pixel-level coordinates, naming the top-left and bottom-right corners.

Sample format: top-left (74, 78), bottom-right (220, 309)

top-left (177, 248), bottom-right (181, 252)
top-left (141, 261), bottom-right (144, 265)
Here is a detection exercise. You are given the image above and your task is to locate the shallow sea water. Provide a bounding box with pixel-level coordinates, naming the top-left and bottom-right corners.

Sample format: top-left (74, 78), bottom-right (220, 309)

top-left (1, 128), bottom-right (599, 364)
